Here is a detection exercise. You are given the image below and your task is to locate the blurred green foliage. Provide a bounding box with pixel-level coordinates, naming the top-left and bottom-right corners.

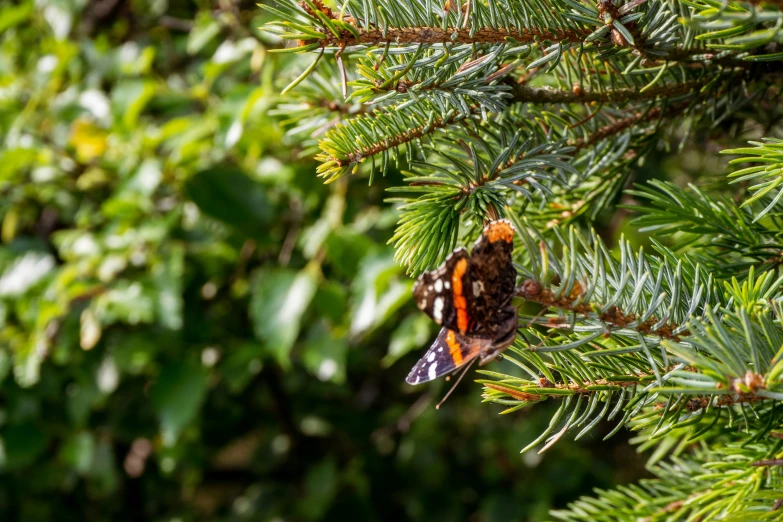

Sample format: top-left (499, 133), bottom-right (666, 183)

top-left (0, 1), bottom-right (645, 520)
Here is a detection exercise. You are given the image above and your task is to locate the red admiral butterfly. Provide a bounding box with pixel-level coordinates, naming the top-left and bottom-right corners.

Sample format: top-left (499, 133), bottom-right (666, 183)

top-left (406, 219), bottom-right (519, 385)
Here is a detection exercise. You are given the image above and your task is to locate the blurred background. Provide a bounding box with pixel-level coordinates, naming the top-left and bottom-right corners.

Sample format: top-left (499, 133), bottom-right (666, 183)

top-left (0, 0), bottom-right (696, 520)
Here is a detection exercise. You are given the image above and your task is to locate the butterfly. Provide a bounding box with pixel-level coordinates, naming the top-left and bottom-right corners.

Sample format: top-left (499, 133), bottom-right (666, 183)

top-left (406, 219), bottom-right (519, 385)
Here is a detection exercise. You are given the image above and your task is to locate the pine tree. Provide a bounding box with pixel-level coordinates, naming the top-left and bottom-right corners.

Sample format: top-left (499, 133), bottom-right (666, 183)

top-left (264, 0), bottom-right (783, 518)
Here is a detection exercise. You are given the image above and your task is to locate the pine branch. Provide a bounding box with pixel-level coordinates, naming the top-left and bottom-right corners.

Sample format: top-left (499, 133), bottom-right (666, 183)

top-left (724, 138), bottom-right (783, 221)
top-left (570, 103), bottom-right (669, 150)
top-left (480, 225), bottom-right (783, 452)
top-left (320, 26), bottom-right (586, 48)
top-left (516, 279), bottom-right (686, 341)
top-left (552, 435), bottom-right (783, 520)
top-left (626, 179), bottom-right (783, 279)
top-left (485, 372), bottom-right (657, 399)
top-left (388, 118), bottom-right (577, 273)
top-left (687, 0), bottom-right (783, 59)
top-left (510, 80), bottom-right (703, 104)
top-left (315, 102), bottom-right (480, 180)
top-left (512, 223), bottom-right (722, 345)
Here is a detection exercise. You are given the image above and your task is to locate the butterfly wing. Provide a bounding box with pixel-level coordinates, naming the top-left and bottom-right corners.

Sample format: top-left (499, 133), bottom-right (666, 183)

top-left (478, 307), bottom-right (519, 365)
top-left (412, 220), bottom-right (517, 337)
top-left (468, 219), bottom-right (518, 325)
top-left (412, 248), bottom-right (480, 335)
top-left (405, 328), bottom-right (491, 385)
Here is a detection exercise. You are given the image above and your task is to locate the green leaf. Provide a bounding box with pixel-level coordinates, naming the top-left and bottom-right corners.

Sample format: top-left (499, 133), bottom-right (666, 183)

top-left (219, 341), bottom-right (265, 393)
top-left (301, 324), bottom-right (349, 384)
top-left (0, 148), bottom-right (37, 186)
top-left (187, 13), bottom-right (222, 55)
top-left (111, 80), bottom-right (156, 128)
top-left (153, 245), bottom-right (184, 330)
top-left (324, 230), bottom-right (376, 278)
top-left (95, 280), bottom-right (155, 325)
top-left (297, 457), bottom-right (339, 521)
top-left (313, 280), bottom-right (348, 323)
top-left (350, 252), bottom-right (413, 336)
top-left (0, 422), bottom-right (48, 470)
top-left (185, 166), bottom-right (273, 239)
top-left (250, 267), bottom-right (318, 368)
top-left (88, 439), bottom-right (119, 495)
top-left (59, 432), bottom-right (96, 474)
top-left (0, 251), bottom-right (55, 298)
top-left (0, 2), bottom-right (33, 34)
top-left (151, 361), bottom-right (209, 445)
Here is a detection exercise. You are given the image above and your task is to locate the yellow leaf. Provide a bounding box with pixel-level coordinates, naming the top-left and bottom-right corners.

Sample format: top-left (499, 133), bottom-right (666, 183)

top-left (2, 206), bottom-right (18, 242)
top-left (69, 119), bottom-right (108, 162)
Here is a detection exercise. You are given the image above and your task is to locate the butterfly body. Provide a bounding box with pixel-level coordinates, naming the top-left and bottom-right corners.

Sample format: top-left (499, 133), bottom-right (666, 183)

top-left (406, 220), bottom-right (519, 385)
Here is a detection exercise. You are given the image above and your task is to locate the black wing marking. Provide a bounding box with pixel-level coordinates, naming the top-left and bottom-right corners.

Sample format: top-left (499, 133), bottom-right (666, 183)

top-left (405, 328), bottom-right (490, 385)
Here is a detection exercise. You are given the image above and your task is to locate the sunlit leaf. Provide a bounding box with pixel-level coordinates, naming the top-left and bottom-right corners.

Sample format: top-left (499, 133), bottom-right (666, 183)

top-left (250, 267), bottom-right (318, 368)
top-left (151, 361), bottom-right (209, 445)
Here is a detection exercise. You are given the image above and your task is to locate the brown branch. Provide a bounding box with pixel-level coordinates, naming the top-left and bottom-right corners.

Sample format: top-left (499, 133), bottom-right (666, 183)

top-left (570, 104), bottom-right (666, 150)
top-left (487, 375), bottom-right (652, 400)
top-left (750, 459), bottom-right (783, 467)
top-left (516, 279), bottom-right (686, 341)
top-left (489, 372), bottom-right (775, 411)
top-left (297, 0), bottom-right (783, 70)
top-left (675, 371), bottom-right (769, 410)
top-left (366, 69), bottom-right (702, 110)
top-left (681, 393), bottom-right (767, 411)
top-left (320, 26), bottom-right (587, 48)
top-left (511, 80), bottom-right (702, 105)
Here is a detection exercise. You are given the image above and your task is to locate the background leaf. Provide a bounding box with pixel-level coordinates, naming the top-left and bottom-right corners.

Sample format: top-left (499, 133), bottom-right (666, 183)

top-left (185, 166), bottom-right (273, 239)
top-left (151, 361), bottom-right (209, 445)
top-left (250, 267), bottom-right (318, 367)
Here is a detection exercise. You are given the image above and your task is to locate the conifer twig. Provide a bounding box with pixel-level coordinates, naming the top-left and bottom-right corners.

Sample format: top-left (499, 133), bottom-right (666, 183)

top-left (320, 26), bottom-right (588, 47)
top-left (516, 279), bottom-right (686, 341)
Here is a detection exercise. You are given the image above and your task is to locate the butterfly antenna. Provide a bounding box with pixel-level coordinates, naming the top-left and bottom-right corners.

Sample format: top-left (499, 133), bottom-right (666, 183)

top-left (436, 358), bottom-right (477, 410)
top-left (524, 306), bottom-right (548, 328)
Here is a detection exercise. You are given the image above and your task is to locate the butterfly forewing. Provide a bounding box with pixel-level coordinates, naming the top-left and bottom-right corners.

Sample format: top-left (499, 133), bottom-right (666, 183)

top-left (412, 248), bottom-right (477, 335)
top-left (466, 220), bottom-right (517, 326)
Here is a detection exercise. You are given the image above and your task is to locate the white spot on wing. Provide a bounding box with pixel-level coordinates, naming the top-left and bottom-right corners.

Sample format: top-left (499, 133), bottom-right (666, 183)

top-left (433, 297), bottom-right (444, 323)
top-left (444, 282), bottom-right (450, 289)
top-left (472, 280), bottom-right (484, 297)
top-left (427, 352), bottom-right (436, 362)
top-left (434, 279), bottom-right (443, 293)
top-left (428, 362), bottom-right (438, 380)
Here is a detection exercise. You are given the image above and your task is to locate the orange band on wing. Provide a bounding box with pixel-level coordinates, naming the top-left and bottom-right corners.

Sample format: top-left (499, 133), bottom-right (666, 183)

top-left (452, 258), bottom-right (469, 333)
top-left (446, 330), bottom-right (463, 365)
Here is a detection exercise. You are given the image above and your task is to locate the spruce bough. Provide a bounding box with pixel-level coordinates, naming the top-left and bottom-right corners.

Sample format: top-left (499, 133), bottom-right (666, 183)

top-left (265, 0), bottom-right (783, 518)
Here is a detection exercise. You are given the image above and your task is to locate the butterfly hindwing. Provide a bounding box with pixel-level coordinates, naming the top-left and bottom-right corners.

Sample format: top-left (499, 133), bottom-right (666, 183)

top-left (405, 328), bottom-right (491, 385)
